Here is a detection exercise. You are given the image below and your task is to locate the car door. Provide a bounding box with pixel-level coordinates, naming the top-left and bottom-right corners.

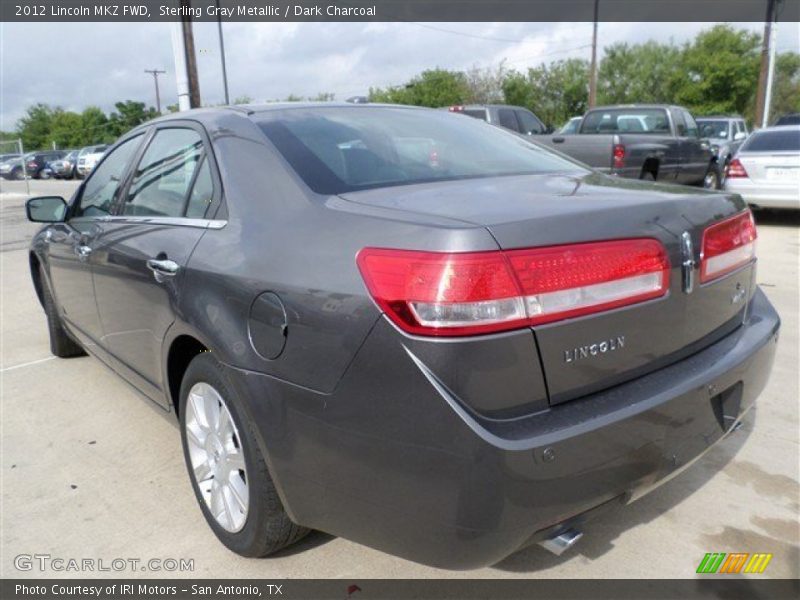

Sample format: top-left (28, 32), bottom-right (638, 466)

top-left (678, 109), bottom-right (708, 184)
top-left (91, 124), bottom-right (220, 403)
top-left (45, 134), bottom-right (145, 347)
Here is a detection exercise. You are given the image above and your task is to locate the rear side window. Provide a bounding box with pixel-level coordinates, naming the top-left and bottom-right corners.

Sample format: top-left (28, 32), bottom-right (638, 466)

top-left (185, 158), bottom-right (214, 218)
top-left (124, 128), bottom-right (204, 217)
top-left (581, 109), bottom-right (670, 134)
top-left (77, 135), bottom-right (143, 217)
top-left (462, 109), bottom-right (488, 121)
top-left (497, 109), bottom-right (520, 132)
top-left (741, 129), bottom-right (800, 152)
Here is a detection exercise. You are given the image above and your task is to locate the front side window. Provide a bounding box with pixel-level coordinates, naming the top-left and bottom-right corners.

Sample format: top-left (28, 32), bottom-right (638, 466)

top-left (682, 111), bottom-right (699, 137)
top-left (256, 106), bottom-right (583, 195)
top-left (76, 135), bottom-right (143, 217)
top-left (516, 110), bottom-right (544, 134)
top-left (497, 109), bottom-right (520, 132)
top-left (124, 128), bottom-right (204, 217)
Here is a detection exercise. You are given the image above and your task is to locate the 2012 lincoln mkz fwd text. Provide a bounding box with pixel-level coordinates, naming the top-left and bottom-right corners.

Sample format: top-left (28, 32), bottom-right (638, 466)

top-left (26, 104), bottom-right (779, 568)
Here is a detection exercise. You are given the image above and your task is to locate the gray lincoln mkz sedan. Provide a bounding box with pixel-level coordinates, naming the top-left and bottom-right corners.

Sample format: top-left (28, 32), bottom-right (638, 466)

top-left (26, 104), bottom-right (779, 568)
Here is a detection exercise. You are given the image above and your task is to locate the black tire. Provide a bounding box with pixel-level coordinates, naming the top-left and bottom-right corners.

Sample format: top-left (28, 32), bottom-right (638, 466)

top-left (179, 352), bottom-right (309, 557)
top-left (40, 266), bottom-right (86, 358)
top-left (640, 170), bottom-right (656, 182)
top-left (13, 167), bottom-right (25, 180)
top-left (703, 163), bottom-right (721, 190)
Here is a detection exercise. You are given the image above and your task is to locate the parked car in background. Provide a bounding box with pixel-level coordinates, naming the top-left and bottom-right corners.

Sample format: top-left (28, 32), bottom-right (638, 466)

top-left (46, 150), bottom-right (79, 179)
top-left (0, 154), bottom-right (30, 180)
top-left (724, 125), bottom-right (800, 210)
top-left (557, 116), bottom-right (582, 134)
top-left (539, 104), bottom-right (721, 188)
top-left (25, 104), bottom-right (778, 568)
top-left (773, 113), bottom-right (800, 126)
top-left (448, 104), bottom-right (549, 136)
top-left (0, 153), bottom-right (21, 163)
top-left (696, 116), bottom-right (749, 182)
top-left (75, 144), bottom-right (108, 179)
top-left (0, 150), bottom-right (65, 179)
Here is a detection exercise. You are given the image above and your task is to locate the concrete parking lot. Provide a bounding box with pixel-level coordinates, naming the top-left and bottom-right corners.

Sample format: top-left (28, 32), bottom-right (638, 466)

top-left (1, 178), bottom-right (798, 579)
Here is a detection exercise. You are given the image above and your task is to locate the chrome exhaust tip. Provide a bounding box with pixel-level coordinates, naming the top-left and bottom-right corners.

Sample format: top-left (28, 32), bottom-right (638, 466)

top-left (538, 528), bottom-right (583, 556)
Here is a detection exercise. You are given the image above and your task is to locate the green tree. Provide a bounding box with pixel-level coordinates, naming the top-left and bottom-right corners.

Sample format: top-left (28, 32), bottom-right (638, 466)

top-left (108, 100), bottom-right (159, 138)
top-left (770, 52), bottom-right (800, 121)
top-left (369, 69), bottom-right (469, 107)
top-left (49, 110), bottom-right (84, 148)
top-left (672, 24), bottom-right (761, 118)
top-left (17, 104), bottom-right (55, 150)
top-left (79, 106), bottom-right (111, 145)
top-left (597, 41), bottom-right (681, 105)
top-left (502, 59), bottom-right (589, 128)
top-left (464, 62), bottom-right (508, 104)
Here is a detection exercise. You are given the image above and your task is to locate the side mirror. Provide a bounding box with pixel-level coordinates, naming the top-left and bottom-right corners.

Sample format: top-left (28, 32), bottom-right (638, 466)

top-left (734, 131), bottom-right (747, 141)
top-left (26, 196), bottom-right (67, 223)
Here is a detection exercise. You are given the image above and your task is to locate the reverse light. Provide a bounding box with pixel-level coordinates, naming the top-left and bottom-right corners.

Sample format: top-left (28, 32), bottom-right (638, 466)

top-left (726, 158), bottom-right (748, 178)
top-left (700, 211), bottom-right (757, 284)
top-left (357, 239), bottom-right (670, 337)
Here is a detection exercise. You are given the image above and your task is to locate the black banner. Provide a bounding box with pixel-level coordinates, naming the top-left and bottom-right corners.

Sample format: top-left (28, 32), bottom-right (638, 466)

top-left (2, 0), bottom-right (800, 22)
top-left (2, 579), bottom-right (800, 600)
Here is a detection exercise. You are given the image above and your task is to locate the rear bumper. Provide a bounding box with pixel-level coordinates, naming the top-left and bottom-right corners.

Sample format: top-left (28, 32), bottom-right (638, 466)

top-left (225, 287), bottom-right (779, 569)
top-left (724, 179), bottom-right (800, 209)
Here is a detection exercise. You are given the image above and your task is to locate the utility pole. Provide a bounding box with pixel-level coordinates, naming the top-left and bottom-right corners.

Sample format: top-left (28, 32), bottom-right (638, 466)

top-left (144, 69), bottom-right (166, 113)
top-left (755, 0), bottom-right (778, 128)
top-left (216, 0), bottom-right (230, 104)
top-left (588, 0), bottom-right (599, 109)
top-left (181, 0), bottom-right (201, 108)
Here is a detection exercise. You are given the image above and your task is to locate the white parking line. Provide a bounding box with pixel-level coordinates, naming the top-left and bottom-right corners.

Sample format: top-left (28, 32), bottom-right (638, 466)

top-left (0, 356), bottom-right (55, 372)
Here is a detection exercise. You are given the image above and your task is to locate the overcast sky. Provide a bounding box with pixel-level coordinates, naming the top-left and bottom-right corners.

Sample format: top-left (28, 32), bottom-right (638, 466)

top-left (1, 20), bottom-right (798, 129)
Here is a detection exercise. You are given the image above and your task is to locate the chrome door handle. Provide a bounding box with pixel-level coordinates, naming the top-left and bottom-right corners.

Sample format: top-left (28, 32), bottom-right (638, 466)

top-left (146, 258), bottom-right (180, 282)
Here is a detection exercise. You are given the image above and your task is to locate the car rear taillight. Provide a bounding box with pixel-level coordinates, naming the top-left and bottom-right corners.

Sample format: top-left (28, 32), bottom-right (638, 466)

top-left (726, 158), bottom-right (748, 178)
top-left (613, 144), bottom-right (626, 169)
top-left (700, 211), bottom-right (757, 284)
top-left (448, 105), bottom-right (465, 112)
top-left (357, 239), bottom-right (670, 336)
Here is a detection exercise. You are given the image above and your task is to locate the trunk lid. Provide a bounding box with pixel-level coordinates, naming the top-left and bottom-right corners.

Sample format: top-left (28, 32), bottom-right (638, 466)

top-left (341, 172), bottom-right (753, 405)
top-left (737, 151), bottom-right (800, 185)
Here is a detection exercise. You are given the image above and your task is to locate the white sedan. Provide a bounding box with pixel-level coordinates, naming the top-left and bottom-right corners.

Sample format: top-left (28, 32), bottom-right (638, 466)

top-left (724, 125), bottom-right (800, 209)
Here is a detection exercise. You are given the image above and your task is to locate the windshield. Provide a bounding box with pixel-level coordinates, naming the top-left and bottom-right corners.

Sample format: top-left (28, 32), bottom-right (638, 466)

top-left (697, 120), bottom-right (729, 138)
top-left (256, 106), bottom-right (584, 194)
top-left (741, 129), bottom-right (800, 152)
top-left (580, 108), bottom-right (670, 134)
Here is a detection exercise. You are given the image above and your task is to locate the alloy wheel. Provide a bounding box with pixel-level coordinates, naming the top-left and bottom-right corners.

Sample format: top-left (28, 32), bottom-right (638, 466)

top-left (184, 382), bottom-right (249, 532)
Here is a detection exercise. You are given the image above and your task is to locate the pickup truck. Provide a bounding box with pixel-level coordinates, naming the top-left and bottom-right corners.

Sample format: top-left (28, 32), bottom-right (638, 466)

top-left (539, 105), bottom-right (721, 189)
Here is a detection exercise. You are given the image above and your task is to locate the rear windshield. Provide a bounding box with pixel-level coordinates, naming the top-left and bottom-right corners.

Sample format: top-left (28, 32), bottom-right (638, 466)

top-left (697, 120), bottom-right (730, 138)
top-left (741, 129), bottom-right (800, 152)
top-left (256, 107), bottom-right (583, 194)
top-left (580, 108), bottom-right (670, 134)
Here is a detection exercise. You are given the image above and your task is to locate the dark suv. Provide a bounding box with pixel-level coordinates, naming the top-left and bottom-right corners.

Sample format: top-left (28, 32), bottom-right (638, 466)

top-left (8, 151), bottom-right (66, 179)
top-left (448, 104), bottom-right (549, 136)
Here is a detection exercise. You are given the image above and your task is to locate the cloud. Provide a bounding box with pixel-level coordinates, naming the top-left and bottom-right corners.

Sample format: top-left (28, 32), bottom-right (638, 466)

top-left (1, 20), bottom-right (798, 130)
